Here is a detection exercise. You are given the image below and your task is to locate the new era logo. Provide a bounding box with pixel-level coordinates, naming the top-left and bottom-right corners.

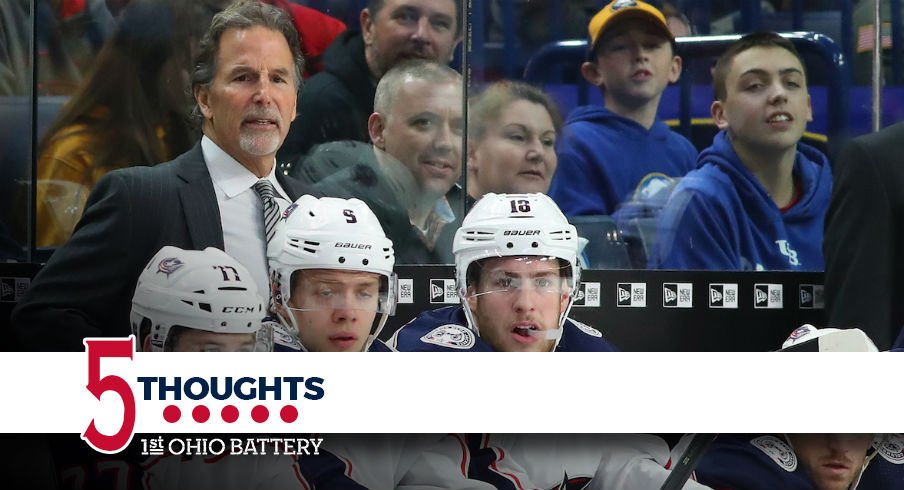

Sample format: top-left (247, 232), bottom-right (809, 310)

top-left (616, 283), bottom-right (646, 308)
top-left (429, 279), bottom-right (457, 304)
top-left (754, 284), bottom-right (783, 309)
top-left (799, 284), bottom-right (824, 309)
top-left (663, 283), bottom-right (692, 308)
top-left (708, 283), bottom-right (738, 309)
top-left (397, 278), bottom-right (414, 304)
top-left (573, 282), bottom-right (601, 307)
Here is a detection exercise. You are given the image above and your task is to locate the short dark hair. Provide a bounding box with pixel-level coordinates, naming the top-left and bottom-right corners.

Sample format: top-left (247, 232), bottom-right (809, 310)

top-left (366, 0), bottom-right (463, 38)
top-left (712, 32), bottom-right (806, 101)
top-left (191, 0), bottom-right (304, 122)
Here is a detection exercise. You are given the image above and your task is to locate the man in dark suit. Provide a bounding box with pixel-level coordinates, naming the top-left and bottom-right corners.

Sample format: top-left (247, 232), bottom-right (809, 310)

top-left (824, 122), bottom-right (904, 351)
top-left (12, 1), bottom-right (312, 351)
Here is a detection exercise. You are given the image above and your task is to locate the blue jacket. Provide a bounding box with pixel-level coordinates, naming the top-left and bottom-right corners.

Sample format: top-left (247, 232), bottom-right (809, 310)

top-left (548, 106), bottom-right (697, 216)
top-left (390, 305), bottom-right (617, 352)
top-left (654, 131), bottom-right (832, 270)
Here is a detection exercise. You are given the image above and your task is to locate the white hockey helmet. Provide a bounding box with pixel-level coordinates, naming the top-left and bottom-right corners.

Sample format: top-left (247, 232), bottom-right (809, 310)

top-left (131, 246), bottom-right (270, 352)
top-left (268, 195), bottom-right (397, 350)
top-left (454, 193), bottom-right (581, 334)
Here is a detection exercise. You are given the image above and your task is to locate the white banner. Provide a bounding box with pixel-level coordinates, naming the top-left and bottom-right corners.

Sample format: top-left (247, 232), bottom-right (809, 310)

top-left (0, 346), bottom-right (901, 449)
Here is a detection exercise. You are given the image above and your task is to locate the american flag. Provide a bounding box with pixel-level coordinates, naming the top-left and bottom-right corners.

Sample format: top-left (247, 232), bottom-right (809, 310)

top-left (857, 22), bottom-right (893, 53)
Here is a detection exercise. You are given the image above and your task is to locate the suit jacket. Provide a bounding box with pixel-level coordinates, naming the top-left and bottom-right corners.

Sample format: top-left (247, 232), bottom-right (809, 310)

top-left (12, 143), bottom-right (310, 351)
top-left (824, 122), bottom-right (904, 350)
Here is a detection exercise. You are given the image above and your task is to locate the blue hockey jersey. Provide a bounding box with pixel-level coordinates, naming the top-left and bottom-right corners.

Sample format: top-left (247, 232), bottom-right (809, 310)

top-left (696, 434), bottom-right (821, 490)
top-left (654, 131), bottom-right (832, 271)
top-left (858, 434), bottom-right (904, 490)
top-left (389, 305), bottom-right (617, 352)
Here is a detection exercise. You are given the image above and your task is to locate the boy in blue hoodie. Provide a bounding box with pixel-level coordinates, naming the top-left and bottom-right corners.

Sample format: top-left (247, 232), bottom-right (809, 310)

top-left (548, 0), bottom-right (697, 216)
top-left (654, 32), bottom-right (832, 271)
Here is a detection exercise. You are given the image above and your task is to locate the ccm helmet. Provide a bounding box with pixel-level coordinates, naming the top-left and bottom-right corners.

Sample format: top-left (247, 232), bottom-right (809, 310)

top-left (131, 246), bottom-right (270, 352)
top-left (268, 195), bottom-right (397, 350)
top-left (454, 193), bottom-right (580, 336)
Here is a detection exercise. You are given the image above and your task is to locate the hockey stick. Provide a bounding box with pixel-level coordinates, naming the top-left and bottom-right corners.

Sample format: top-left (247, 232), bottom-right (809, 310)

top-left (659, 433), bottom-right (717, 490)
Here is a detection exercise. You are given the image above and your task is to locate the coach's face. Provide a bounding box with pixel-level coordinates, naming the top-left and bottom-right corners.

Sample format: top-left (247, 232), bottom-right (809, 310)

top-left (195, 26), bottom-right (298, 175)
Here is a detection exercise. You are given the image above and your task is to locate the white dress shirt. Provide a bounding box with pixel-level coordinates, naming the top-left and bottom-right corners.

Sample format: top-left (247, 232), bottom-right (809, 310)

top-left (202, 136), bottom-right (291, 299)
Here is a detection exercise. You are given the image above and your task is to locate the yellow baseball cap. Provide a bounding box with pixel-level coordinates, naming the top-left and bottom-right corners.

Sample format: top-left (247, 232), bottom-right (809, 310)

top-left (588, 0), bottom-right (674, 54)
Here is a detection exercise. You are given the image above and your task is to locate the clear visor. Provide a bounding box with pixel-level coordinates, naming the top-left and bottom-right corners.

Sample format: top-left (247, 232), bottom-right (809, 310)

top-left (466, 256), bottom-right (573, 298)
top-left (287, 272), bottom-right (396, 315)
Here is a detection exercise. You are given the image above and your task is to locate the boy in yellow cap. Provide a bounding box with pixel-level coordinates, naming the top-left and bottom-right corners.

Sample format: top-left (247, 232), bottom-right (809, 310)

top-left (548, 0), bottom-right (697, 218)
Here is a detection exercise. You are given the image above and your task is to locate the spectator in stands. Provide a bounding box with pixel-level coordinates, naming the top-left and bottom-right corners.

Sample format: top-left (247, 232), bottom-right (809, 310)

top-left (279, 0), bottom-right (463, 161)
top-left (824, 122), bottom-right (904, 351)
top-left (653, 32), bottom-right (831, 271)
top-left (466, 81), bottom-right (562, 206)
top-left (34, 0), bottom-right (214, 246)
top-left (291, 60), bottom-right (463, 264)
top-left (548, 0), bottom-right (697, 217)
top-left (12, 1), bottom-right (313, 350)
top-left (695, 434), bottom-right (875, 490)
top-left (259, 0), bottom-right (346, 78)
top-left (268, 195), bottom-right (398, 352)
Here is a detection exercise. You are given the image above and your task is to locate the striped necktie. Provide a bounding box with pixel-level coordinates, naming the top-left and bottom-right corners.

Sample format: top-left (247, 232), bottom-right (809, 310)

top-left (252, 179), bottom-right (280, 244)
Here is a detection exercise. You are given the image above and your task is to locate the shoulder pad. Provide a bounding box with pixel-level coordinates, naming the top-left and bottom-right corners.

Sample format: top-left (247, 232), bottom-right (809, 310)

top-left (420, 324), bottom-right (476, 350)
top-left (750, 435), bottom-right (797, 472)
top-left (874, 434), bottom-right (904, 464)
top-left (570, 319), bottom-right (603, 338)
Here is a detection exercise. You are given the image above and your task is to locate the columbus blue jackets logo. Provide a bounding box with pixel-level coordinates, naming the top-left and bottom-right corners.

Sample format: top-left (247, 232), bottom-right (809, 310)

top-left (751, 436), bottom-right (797, 472)
top-left (420, 324), bottom-right (475, 349)
top-left (156, 257), bottom-right (184, 277)
top-left (875, 434), bottom-right (904, 464)
top-left (572, 320), bottom-right (603, 338)
top-left (548, 473), bottom-right (592, 490)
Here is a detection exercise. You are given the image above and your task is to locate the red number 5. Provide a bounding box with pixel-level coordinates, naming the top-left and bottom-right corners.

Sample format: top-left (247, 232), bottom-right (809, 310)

top-left (81, 337), bottom-right (136, 454)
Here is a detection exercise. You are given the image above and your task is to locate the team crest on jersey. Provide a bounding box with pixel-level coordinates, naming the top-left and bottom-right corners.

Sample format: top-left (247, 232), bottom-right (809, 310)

top-left (751, 436), bottom-right (797, 472)
top-left (571, 320), bottom-right (603, 338)
top-left (874, 434), bottom-right (904, 464)
top-left (156, 257), bottom-right (184, 277)
top-left (548, 473), bottom-right (592, 490)
top-left (420, 324), bottom-right (475, 349)
top-left (271, 322), bottom-right (303, 351)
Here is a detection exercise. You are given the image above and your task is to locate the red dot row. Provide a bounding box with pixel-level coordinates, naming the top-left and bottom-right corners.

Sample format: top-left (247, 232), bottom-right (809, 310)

top-left (162, 404), bottom-right (298, 423)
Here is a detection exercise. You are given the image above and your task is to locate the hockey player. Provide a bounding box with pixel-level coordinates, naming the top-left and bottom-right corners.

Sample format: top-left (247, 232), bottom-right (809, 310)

top-left (268, 195), bottom-right (397, 352)
top-left (391, 192), bottom-right (616, 352)
top-left (694, 434), bottom-right (881, 490)
top-left (131, 246), bottom-right (272, 352)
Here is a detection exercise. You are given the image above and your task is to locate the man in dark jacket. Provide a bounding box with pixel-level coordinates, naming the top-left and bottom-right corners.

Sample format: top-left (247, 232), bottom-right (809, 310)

top-left (279, 0), bottom-right (462, 162)
top-left (292, 60), bottom-right (463, 264)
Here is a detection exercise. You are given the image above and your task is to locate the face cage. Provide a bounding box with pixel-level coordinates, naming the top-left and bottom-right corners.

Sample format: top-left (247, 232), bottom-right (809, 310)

top-left (276, 272), bottom-right (398, 352)
top-left (457, 256), bottom-right (580, 349)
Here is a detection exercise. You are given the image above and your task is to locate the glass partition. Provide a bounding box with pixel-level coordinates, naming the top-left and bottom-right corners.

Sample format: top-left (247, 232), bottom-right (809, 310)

top-left (4, 0), bottom-right (904, 270)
